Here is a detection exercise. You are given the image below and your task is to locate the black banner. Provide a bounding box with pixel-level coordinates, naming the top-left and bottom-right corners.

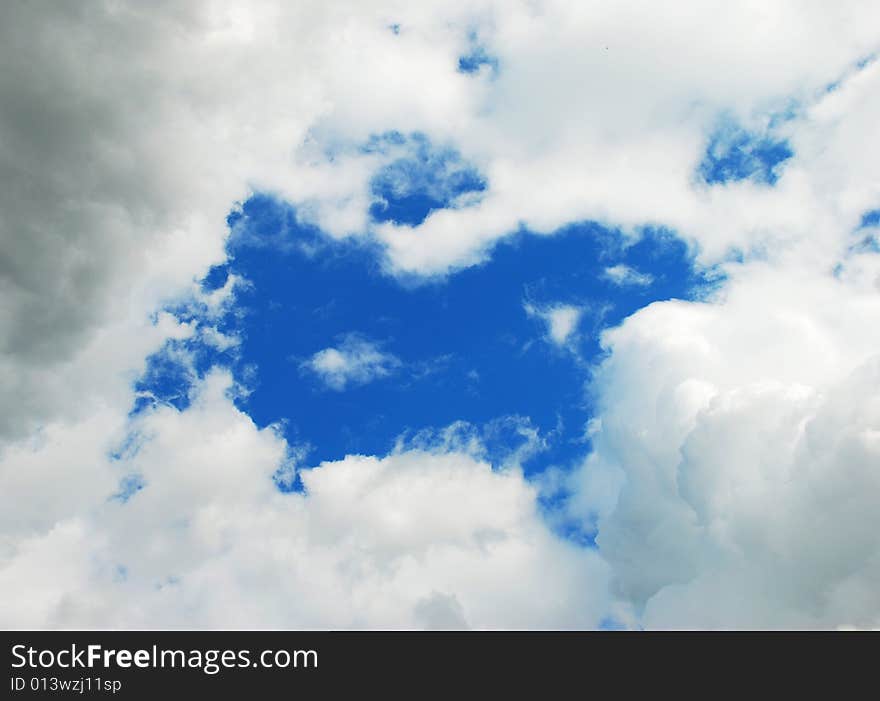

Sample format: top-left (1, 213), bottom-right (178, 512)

top-left (2, 631), bottom-right (874, 697)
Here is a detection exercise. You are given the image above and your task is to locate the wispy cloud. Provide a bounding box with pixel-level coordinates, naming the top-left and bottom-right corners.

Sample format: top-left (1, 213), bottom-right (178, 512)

top-left (524, 302), bottom-right (583, 347)
top-left (301, 335), bottom-right (400, 391)
top-left (603, 264), bottom-right (654, 287)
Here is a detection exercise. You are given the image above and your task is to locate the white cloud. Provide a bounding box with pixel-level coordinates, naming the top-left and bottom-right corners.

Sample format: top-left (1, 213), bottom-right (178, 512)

top-left (604, 264), bottom-right (653, 287)
top-left (4, 0), bottom-right (880, 437)
top-left (3, 0), bottom-right (880, 630)
top-left (525, 303), bottom-right (583, 347)
top-left (365, 2), bottom-right (880, 275)
top-left (565, 255), bottom-right (880, 628)
top-left (302, 336), bottom-right (400, 390)
top-left (0, 371), bottom-right (611, 629)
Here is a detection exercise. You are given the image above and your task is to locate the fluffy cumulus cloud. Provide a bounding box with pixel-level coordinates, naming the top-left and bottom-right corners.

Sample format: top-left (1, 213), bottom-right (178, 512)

top-left (0, 371), bottom-right (610, 629)
top-left (567, 255), bottom-right (880, 628)
top-left (2, 0), bottom-right (880, 629)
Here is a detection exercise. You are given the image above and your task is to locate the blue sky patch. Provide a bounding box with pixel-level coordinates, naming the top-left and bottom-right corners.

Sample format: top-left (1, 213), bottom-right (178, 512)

top-left (860, 209), bottom-right (880, 228)
top-left (110, 474), bottom-right (146, 503)
top-left (132, 309), bottom-right (238, 416)
top-left (458, 45), bottom-right (499, 75)
top-left (131, 194), bottom-right (711, 503)
top-left (848, 208), bottom-right (880, 255)
top-left (369, 132), bottom-right (487, 226)
top-left (698, 117), bottom-right (793, 185)
top-left (457, 30), bottom-right (499, 75)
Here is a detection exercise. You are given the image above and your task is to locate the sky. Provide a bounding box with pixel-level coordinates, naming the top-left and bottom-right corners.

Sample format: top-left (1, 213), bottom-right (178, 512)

top-left (2, 1), bottom-right (880, 630)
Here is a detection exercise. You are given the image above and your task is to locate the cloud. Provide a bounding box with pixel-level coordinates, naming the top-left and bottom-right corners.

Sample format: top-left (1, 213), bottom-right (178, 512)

top-left (603, 264), bottom-right (654, 287)
top-left (302, 336), bottom-right (401, 390)
top-left (3, 0), bottom-right (880, 630)
top-left (0, 0), bottom-right (482, 439)
top-left (565, 254), bottom-right (880, 628)
top-left (3, 0), bottom-right (880, 440)
top-left (366, 3), bottom-right (880, 275)
top-left (525, 303), bottom-right (583, 347)
top-left (0, 371), bottom-right (611, 629)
